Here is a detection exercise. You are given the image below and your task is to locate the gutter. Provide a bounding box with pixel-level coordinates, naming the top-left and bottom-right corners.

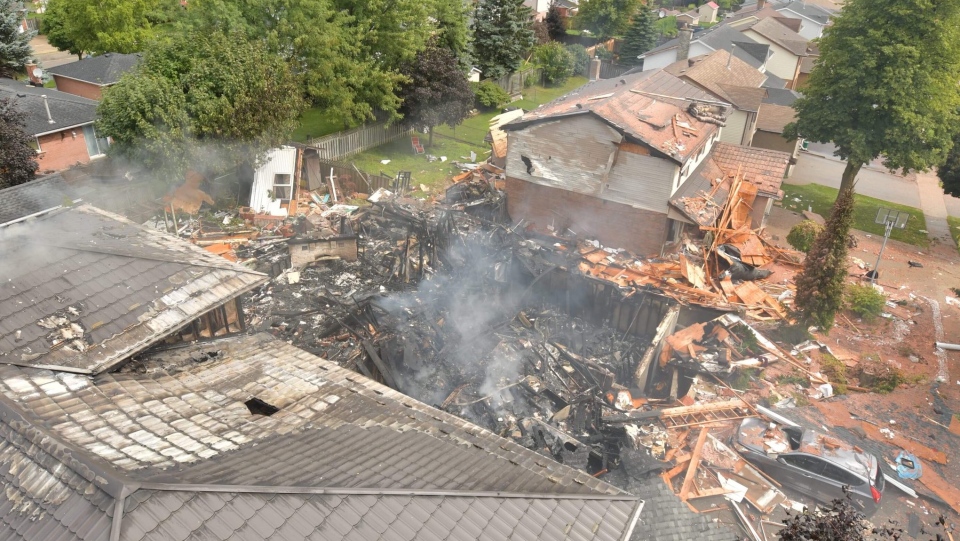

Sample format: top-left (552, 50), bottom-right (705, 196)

top-left (32, 120), bottom-right (96, 138)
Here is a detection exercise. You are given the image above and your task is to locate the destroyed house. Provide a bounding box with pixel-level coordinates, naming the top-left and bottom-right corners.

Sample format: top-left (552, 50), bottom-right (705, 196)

top-left (0, 204), bottom-right (268, 374)
top-left (0, 333), bottom-right (645, 541)
top-left (502, 70), bottom-right (787, 255)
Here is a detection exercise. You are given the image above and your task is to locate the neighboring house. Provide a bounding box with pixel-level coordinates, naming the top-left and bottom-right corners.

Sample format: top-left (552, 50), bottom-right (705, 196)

top-left (752, 103), bottom-right (800, 176)
top-left (796, 55), bottom-right (816, 88)
top-left (665, 49), bottom-right (768, 146)
top-left (249, 146), bottom-right (301, 217)
top-left (773, 0), bottom-right (834, 39)
top-left (555, 0), bottom-right (579, 18)
top-left (46, 52), bottom-right (140, 100)
top-left (739, 17), bottom-right (811, 88)
top-left (0, 202), bottom-right (646, 541)
top-left (523, 0), bottom-right (550, 19)
top-left (0, 78), bottom-right (109, 173)
top-left (698, 1), bottom-right (719, 23)
top-left (502, 70), bottom-right (787, 255)
top-left (639, 24), bottom-right (771, 73)
top-left (677, 10), bottom-right (700, 26)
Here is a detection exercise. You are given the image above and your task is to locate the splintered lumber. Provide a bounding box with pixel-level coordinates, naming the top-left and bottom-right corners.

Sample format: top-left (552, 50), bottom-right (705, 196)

top-left (689, 487), bottom-right (734, 500)
top-left (679, 254), bottom-right (706, 289)
top-left (666, 322), bottom-right (707, 351)
top-left (680, 428), bottom-right (710, 500)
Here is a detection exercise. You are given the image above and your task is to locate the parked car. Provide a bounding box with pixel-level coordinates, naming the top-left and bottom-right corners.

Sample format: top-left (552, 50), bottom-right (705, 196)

top-left (733, 417), bottom-right (884, 515)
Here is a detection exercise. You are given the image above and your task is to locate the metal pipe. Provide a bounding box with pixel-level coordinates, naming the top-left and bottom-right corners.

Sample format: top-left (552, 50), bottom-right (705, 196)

top-left (935, 342), bottom-right (960, 351)
top-left (871, 221), bottom-right (893, 283)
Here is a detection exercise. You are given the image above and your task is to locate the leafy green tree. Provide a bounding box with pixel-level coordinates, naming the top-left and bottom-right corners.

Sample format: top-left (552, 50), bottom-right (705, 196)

top-left (398, 43), bottom-right (474, 146)
top-left (619, 7), bottom-right (657, 65)
top-left (785, 0), bottom-right (960, 196)
top-left (533, 42), bottom-right (573, 85)
top-left (40, 3), bottom-right (84, 60)
top-left (566, 44), bottom-right (589, 75)
top-left (97, 29), bottom-right (304, 182)
top-left (937, 130), bottom-right (960, 198)
top-left (1, 0), bottom-right (33, 76)
top-left (472, 0), bottom-right (535, 80)
top-left (433, 0), bottom-right (471, 61)
top-left (546, 1), bottom-right (567, 41)
top-left (0, 98), bottom-right (38, 188)
top-left (793, 188), bottom-right (855, 332)
top-left (43, 0), bottom-right (159, 57)
top-left (576, 0), bottom-right (639, 40)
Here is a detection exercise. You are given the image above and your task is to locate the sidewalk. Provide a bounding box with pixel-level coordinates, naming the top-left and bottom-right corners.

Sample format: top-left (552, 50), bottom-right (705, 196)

top-left (916, 171), bottom-right (953, 243)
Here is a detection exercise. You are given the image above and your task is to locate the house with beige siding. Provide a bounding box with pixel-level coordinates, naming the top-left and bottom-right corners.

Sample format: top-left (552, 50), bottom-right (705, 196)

top-left (739, 17), bottom-right (812, 88)
top-left (501, 71), bottom-right (790, 255)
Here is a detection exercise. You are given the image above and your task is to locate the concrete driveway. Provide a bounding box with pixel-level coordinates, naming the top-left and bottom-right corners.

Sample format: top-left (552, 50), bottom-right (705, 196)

top-left (789, 152), bottom-right (922, 208)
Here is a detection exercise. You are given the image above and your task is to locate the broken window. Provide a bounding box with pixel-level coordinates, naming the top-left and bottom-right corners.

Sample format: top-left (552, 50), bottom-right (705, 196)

top-left (301, 245), bottom-right (309, 251)
top-left (273, 173), bottom-right (292, 201)
top-left (244, 397), bottom-right (280, 416)
top-left (165, 298), bottom-right (245, 343)
top-left (520, 155), bottom-right (535, 175)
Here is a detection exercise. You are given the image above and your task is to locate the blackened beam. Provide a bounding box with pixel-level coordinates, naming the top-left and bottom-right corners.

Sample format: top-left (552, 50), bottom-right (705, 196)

top-left (362, 339), bottom-right (397, 389)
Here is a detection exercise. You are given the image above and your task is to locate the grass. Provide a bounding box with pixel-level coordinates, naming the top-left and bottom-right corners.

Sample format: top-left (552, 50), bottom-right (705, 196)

top-left (781, 183), bottom-right (930, 247)
top-left (948, 216), bottom-right (960, 253)
top-left (291, 107), bottom-right (356, 143)
top-left (350, 77), bottom-right (590, 194)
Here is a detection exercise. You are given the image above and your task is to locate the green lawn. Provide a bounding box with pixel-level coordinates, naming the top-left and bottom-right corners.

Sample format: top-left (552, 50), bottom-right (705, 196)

top-left (291, 107), bottom-right (356, 142)
top-left (948, 216), bottom-right (960, 253)
top-left (781, 183), bottom-right (930, 247)
top-left (351, 77), bottom-right (590, 194)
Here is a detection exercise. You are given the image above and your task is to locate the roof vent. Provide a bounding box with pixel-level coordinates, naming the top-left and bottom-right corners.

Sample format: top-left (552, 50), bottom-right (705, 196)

top-left (41, 95), bottom-right (55, 124)
top-left (245, 397), bottom-right (280, 416)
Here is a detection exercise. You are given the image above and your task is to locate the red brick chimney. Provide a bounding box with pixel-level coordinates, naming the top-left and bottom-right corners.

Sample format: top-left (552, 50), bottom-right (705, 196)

top-left (25, 62), bottom-right (42, 86)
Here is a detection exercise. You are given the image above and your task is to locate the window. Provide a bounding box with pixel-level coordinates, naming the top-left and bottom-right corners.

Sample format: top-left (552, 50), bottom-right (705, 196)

top-left (82, 124), bottom-right (109, 158)
top-left (780, 454), bottom-right (826, 475)
top-left (301, 245), bottom-right (308, 251)
top-left (28, 137), bottom-right (40, 153)
top-left (822, 463), bottom-right (864, 486)
top-left (273, 173), bottom-right (292, 200)
top-left (337, 241), bottom-right (345, 248)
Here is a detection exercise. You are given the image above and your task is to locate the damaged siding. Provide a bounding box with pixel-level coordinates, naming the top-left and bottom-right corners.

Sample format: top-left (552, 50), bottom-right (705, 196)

top-left (250, 147), bottom-right (297, 216)
top-left (506, 115), bottom-right (622, 196)
top-left (603, 151), bottom-right (677, 212)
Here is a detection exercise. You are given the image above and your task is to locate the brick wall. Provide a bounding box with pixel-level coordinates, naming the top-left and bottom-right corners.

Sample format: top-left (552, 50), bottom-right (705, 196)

top-left (289, 237), bottom-right (358, 266)
top-left (52, 76), bottom-right (104, 100)
top-left (36, 129), bottom-right (92, 173)
top-left (506, 176), bottom-right (670, 257)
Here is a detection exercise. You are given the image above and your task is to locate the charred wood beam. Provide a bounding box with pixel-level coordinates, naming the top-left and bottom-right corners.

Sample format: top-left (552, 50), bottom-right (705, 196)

top-left (362, 339), bottom-right (398, 389)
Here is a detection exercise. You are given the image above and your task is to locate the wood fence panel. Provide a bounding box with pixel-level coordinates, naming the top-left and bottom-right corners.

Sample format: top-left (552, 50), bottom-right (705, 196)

top-left (314, 158), bottom-right (394, 196)
top-left (308, 123), bottom-right (410, 161)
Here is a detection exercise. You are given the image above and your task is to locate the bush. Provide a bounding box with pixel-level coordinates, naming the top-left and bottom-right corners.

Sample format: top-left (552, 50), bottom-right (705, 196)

top-left (473, 81), bottom-right (511, 110)
top-left (786, 220), bottom-right (824, 252)
top-left (845, 283), bottom-right (885, 320)
top-left (819, 354), bottom-right (848, 395)
top-left (566, 44), bottom-right (590, 75)
top-left (595, 46), bottom-right (614, 60)
top-left (533, 42), bottom-right (574, 85)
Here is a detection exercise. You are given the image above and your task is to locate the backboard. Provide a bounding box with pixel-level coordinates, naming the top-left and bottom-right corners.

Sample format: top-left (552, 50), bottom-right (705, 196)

top-left (875, 208), bottom-right (909, 229)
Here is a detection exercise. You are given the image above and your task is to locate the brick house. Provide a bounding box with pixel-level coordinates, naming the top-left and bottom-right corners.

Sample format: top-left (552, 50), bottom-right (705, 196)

top-left (0, 78), bottom-right (108, 173)
top-left (45, 52), bottom-right (140, 100)
top-left (502, 70), bottom-right (789, 255)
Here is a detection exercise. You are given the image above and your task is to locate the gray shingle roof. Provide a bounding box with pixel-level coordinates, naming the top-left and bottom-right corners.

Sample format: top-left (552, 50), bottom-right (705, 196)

top-left (776, 1), bottom-right (833, 24)
top-left (46, 53), bottom-right (141, 86)
top-left (0, 333), bottom-right (643, 541)
top-left (762, 87), bottom-right (800, 106)
top-left (0, 205), bottom-right (268, 374)
top-left (0, 172), bottom-right (79, 226)
top-left (0, 78), bottom-right (99, 136)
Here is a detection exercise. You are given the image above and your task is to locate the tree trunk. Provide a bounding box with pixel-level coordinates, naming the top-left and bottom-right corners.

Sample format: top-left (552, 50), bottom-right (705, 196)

top-left (839, 160), bottom-right (863, 195)
top-left (428, 126), bottom-right (434, 147)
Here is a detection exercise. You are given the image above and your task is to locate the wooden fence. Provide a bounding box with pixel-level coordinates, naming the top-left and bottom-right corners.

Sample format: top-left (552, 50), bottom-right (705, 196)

top-left (486, 68), bottom-right (544, 96)
top-left (314, 157), bottom-right (395, 195)
top-left (307, 122), bottom-right (410, 161)
top-left (599, 60), bottom-right (633, 80)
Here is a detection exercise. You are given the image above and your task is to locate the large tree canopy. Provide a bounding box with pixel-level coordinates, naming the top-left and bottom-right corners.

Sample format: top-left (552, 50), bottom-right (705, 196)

top-left (0, 0), bottom-right (33, 76)
top-left (0, 97), bottom-right (38, 188)
top-left (785, 0), bottom-right (960, 195)
top-left (44, 0), bottom-right (159, 57)
top-left (619, 7), bottom-right (657, 65)
top-left (472, 0), bottom-right (535, 80)
top-left (397, 43), bottom-right (474, 146)
top-left (938, 131), bottom-right (960, 199)
top-left (576, 0), bottom-right (639, 40)
top-left (97, 29), bottom-right (304, 181)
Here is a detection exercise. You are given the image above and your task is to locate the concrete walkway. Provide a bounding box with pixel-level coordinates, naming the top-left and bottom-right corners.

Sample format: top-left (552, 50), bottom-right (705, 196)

top-left (916, 171), bottom-right (953, 243)
top-left (29, 35), bottom-right (76, 69)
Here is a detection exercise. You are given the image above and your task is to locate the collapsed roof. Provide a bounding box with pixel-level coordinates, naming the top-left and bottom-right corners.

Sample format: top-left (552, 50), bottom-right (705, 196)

top-left (0, 333), bottom-right (643, 541)
top-left (0, 204), bottom-right (268, 375)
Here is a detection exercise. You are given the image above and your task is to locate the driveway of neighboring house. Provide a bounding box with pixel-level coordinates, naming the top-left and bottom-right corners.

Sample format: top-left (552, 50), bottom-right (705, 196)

top-left (30, 34), bottom-right (76, 69)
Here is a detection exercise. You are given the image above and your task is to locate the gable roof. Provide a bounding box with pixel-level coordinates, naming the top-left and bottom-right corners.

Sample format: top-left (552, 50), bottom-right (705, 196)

top-left (776, 0), bottom-right (833, 24)
top-left (744, 17), bottom-right (811, 56)
top-left (760, 71), bottom-right (788, 89)
top-left (0, 205), bottom-right (268, 375)
top-left (800, 55), bottom-right (817, 73)
top-left (642, 26), bottom-right (771, 71)
top-left (506, 70), bottom-right (725, 164)
top-left (0, 78), bottom-right (99, 136)
top-left (46, 53), bottom-right (141, 86)
top-left (756, 102), bottom-right (797, 133)
top-left (762, 87), bottom-right (800, 106)
top-left (664, 50), bottom-right (767, 111)
top-left (0, 172), bottom-right (80, 226)
top-left (0, 333), bottom-right (643, 541)
top-left (711, 141), bottom-right (789, 195)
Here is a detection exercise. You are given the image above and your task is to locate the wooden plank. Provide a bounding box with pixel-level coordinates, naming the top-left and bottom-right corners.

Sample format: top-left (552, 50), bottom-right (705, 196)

top-left (688, 487), bottom-right (734, 499)
top-left (679, 428), bottom-right (710, 500)
top-left (665, 457), bottom-right (691, 480)
top-left (660, 398), bottom-right (750, 417)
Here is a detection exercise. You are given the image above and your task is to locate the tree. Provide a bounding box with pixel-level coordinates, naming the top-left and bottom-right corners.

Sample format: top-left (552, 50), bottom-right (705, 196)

top-left (546, 2), bottom-right (567, 41)
top-left (472, 0), bottom-right (535, 80)
top-left (96, 29), bottom-right (304, 182)
top-left (40, 3), bottom-right (84, 60)
top-left (0, 98), bottom-right (38, 188)
top-left (793, 188), bottom-right (855, 332)
top-left (533, 42), bottom-right (573, 85)
top-left (433, 0), bottom-right (471, 61)
top-left (397, 43), bottom-right (474, 147)
top-left (619, 7), bottom-right (657, 65)
top-left (576, 0), bottom-right (639, 40)
top-left (937, 131), bottom-right (960, 198)
top-left (43, 0), bottom-right (159, 57)
top-left (532, 20), bottom-right (551, 45)
top-left (785, 0), bottom-right (960, 196)
top-left (0, 0), bottom-right (33, 77)
top-left (566, 44), bottom-right (589, 75)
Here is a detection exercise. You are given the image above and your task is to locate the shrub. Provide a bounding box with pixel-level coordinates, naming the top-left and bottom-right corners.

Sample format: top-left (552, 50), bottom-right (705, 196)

top-left (533, 42), bottom-right (574, 85)
top-left (595, 46), bottom-right (614, 60)
top-left (786, 220), bottom-right (824, 252)
top-left (845, 283), bottom-right (885, 320)
top-left (566, 44), bottom-right (590, 75)
top-left (856, 358), bottom-right (904, 394)
top-left (473, 81), bottom-right (511, 110)
top-left (819, 354), bottom-right (848, 395)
